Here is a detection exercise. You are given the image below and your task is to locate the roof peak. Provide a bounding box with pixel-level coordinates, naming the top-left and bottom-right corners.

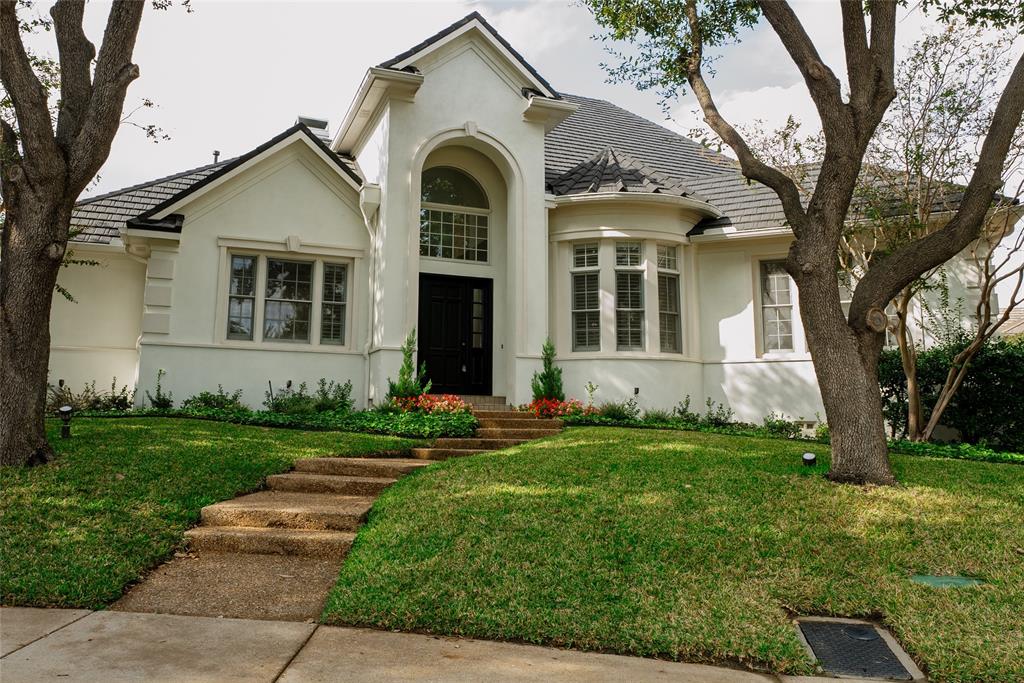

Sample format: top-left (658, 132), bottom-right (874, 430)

top-left (377, 11), bottom-right (560, 100)
top-left (549, 145), bottom-right (699, 198)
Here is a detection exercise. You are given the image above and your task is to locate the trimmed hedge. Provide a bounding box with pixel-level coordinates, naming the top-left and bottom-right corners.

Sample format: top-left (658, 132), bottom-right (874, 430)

top-left (76, 406), bottom-right (478, 439)
top-left (562, 413), bottom-right (1023, 466)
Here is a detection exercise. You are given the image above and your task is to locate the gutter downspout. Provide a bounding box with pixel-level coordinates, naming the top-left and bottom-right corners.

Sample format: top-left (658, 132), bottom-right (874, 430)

top-left (359, 184), bottom-right (382, 408)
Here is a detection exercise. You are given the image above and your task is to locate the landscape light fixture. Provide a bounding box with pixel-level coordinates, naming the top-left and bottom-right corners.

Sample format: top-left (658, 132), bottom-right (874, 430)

top-left (802, 452), bottom-right (817, 467)
top-left (58, 405), bottom-right (73, 439)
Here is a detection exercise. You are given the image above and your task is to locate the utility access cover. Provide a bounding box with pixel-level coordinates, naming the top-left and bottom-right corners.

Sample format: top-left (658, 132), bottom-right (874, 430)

top-left (798, 620), bottom-right (912, 680)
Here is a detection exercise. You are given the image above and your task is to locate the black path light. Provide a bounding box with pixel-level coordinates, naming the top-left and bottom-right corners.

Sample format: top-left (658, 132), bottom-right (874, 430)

top-left (802, 452), bottom-right (817, 467)
top-left (58, 405), bottom-right (73, 439)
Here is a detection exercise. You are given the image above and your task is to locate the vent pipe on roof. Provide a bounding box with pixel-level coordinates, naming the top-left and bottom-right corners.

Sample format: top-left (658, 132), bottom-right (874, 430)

top-left (213, 150), bottom-right (220, 163)
top-left (296, 115), bottom-right (331, 143)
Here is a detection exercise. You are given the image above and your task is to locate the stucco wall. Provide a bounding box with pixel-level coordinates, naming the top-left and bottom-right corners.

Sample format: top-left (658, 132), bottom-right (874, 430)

top-left (135, 139), bottom-right (371, 408)
top-left (49, 245), bottom-right (145, 392)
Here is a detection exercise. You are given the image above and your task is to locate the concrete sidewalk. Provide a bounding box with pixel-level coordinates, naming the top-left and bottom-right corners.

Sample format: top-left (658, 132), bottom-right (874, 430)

top-left (0, 607), bottom-right (825, 682)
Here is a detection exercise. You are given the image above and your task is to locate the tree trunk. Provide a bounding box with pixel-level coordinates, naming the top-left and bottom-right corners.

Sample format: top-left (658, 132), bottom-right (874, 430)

top-left (796, 264), bottom-right (896, 486)
top-left (0, 200), bottom-right (69, 467)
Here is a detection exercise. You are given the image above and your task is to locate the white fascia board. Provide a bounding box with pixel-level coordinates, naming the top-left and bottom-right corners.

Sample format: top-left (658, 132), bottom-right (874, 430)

top-left (150, 132), bottom-right (359, 220)
top-left (523, 96), bottom-right (578, 132)
top-left (390, 19), bottom-right (557, 99)
top-left (332, 68), bottom-right (424, 153)
top-left (550, 191), bottom-right (724, 219)
top-left (689, 225), bottom-right (794, 242)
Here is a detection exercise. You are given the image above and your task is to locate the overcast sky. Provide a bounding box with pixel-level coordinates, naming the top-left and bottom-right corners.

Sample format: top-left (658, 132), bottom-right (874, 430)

top-left (24, 0), bottom-right (979, 198)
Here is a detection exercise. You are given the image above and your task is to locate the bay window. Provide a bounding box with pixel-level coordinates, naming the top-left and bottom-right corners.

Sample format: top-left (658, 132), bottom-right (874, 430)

top-left (615, 242), bottom-right (644, 351)
top-left (571, 243), bottom-right (600, 351)
top-left (657, 246), bottom-right (682, 353)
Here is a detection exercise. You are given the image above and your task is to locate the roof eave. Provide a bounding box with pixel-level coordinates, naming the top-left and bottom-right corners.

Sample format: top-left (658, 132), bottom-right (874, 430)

top-left (549, 191), bottom-right (723, 218)
top-left (523, 95), bottom-right (578, 133)
top-left (332, 67), bottom-right (424, 154)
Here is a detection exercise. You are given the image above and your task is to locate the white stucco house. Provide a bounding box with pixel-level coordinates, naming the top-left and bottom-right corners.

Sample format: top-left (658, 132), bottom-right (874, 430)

top-left (53, 12), bottom-right (996, 421)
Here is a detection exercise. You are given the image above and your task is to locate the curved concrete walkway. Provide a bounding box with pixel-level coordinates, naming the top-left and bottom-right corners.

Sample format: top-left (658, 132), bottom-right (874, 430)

top-left (0, 607), bottom-right (843, 682)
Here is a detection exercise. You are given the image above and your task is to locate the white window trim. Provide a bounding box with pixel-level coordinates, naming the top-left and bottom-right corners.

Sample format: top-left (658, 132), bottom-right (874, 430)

top-left (614, 241), bottom-right (646, 352)
top-left (753, 257), bottom-right (806, 358)
top-left (215, 246), bottom-right (355, 352)
top-left (570, 243), bottom-right (601, 352)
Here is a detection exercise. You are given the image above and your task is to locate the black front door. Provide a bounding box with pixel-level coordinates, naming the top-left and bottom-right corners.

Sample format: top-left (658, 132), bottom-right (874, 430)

top-left (417, 274), bottom-right (492, 395)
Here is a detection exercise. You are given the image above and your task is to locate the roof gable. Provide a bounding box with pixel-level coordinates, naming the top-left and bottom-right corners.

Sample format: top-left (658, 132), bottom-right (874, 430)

top-left (378, 11), bottom-right (560, 100)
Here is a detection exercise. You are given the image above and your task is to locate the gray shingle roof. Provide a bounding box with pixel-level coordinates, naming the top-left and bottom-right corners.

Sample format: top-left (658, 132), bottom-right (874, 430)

top-left (686, 170), bottom-right (792, 233)
top-left (549, 147), bottom-right (698, 197)
top-left (72, 161), bottom-right (230, 243)
top-left (544, 94), bottom-right (738, 187)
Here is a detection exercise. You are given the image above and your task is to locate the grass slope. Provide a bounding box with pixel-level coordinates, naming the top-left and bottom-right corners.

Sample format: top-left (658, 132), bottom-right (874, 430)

top-left (323, 427), bottom-right (1024, 683)
top-left (0, 418), bottom-right (416, 608)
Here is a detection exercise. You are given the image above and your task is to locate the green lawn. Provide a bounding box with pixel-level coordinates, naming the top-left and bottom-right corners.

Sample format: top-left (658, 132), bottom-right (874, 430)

top-left (0, 418), bottom-right (417, 609)
top-left (323, 427), bottom-right (1024, 683)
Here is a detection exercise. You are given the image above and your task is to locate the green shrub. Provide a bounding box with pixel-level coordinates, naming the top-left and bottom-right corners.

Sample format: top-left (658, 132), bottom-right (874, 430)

top-left (702, 398), bottom-right (734, 427)
top-left (761, 411), bottom-right (801, 439)
top-left (673, 396), bottom-right (701, 424)
top-left (879, 335), bottom-right (1024, 450)
top-left (642, 408), bottom-right (674, 423)
top-left (598, 398), bottom-right (640, 421)
top-left (264, 379), bottom-right (354, 415)
top-left (145, 369), bottom-right (174, 410)
top-left (530, 339), bottom-right (565, 401)
top-left (182, 385), bottom-right (244, 411)
top-left (386, 329), bottom-right (431, 400)
top-left (47, 377), bottom-right (134, 413)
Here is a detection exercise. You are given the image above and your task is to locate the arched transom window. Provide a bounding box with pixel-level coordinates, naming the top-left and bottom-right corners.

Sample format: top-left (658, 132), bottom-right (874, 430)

top-left (419, 166), bottom-right (490, 263)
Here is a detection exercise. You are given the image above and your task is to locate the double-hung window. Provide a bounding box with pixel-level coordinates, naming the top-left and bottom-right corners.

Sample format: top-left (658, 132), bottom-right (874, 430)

top-left (760, 260), bottom-right (794, 352)
top-left (225, 253), bottom-right (349, 346)
top-left (321, 263), bottom-right (348, 345)
top-left (227, 255), bottom-right (257, 340)
top-left (615, 242), bottom-right (644, 351)
top-left (657, 245), bottom-right (682, 353)
top-left (571, 243), bottom-right (600, 351)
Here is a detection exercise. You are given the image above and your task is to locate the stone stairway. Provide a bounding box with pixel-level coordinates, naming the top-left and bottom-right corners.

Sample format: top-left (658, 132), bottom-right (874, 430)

top-left (184, 457), bottom-right (430, 559)
top-left (114, 399), bottom-right (562, 620)
top-left (409, 399), bottom-right (564, 460)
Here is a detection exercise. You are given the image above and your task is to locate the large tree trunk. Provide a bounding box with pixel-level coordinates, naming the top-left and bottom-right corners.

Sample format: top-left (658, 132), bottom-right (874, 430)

top-left (795, 263), bottom-right (896, 485)
top-left (0, 198), bottom-right (70, 467)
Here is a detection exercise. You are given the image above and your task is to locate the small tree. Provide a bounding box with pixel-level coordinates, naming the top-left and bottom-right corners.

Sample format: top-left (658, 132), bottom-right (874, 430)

top-left (531, 338), bottom-right (565, 401)
top-left (385, 329), bottom-right (431, 400)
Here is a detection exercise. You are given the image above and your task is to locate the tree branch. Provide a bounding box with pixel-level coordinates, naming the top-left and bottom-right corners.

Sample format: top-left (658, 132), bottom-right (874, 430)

top-left (66, 0), bottom-right (144, 194)
top-left (682, 0), bottom-right (808, 236)
top-left (0, 0), bottom-right (61, 177)
top-left (50, 0), bottom-right (96, 149)
top-left (851, 51), bottom-right (1024, 322)
top-left (757, 1), bottom-right (849, 136)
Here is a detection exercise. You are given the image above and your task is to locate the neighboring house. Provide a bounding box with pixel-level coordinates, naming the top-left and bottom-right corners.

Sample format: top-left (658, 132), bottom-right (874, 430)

top-left (52, 12), bottom-right (1004, 421)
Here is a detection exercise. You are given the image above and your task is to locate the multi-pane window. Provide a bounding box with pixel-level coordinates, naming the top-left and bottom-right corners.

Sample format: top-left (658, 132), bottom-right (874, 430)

top-left (615, 241), bottom-right (642, 266)
top-left (657, 246), bottom-right (682, 353)
top-left (571, 243), bottom-right (600, 351)
top-left (264, 259), bottom-right (313, 342)
top-left (657, 244), bottom-right (678, 270)
top-left (227, 255), bottom-right (257, 340)
top-left (419, 166), bottom-right (490, 263)
top-left (760, 261), bottom-right (794, 352)
top-left (615, 271), bottom-right (644, 350)
top-left (418, 209), bottom-right (489, 262)
top-left (321, 263), bottom-right (348, 345)
top-left (573, 243), bottom-right (598, 268)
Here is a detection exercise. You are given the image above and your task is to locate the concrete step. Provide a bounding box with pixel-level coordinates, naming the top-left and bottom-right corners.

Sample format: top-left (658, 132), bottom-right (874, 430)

top-left (475, 428), bottom-right (565, 440)
top-left (433, 437), bottom-right (529, 449)
top-left (266, 472), bottom-right (397, 496)
top-left (184, 526), bottom-right (356, 558)
top-left (410, 447), bottom-right (492, 460)
top-left (476, 417), bottom-right (562, 429)
top-left (471, 410), bottom-right (537, 420)
top-left (200, 491), bottom-right (374, 531)
top-left (294, 457), bottom-right (431, 478)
